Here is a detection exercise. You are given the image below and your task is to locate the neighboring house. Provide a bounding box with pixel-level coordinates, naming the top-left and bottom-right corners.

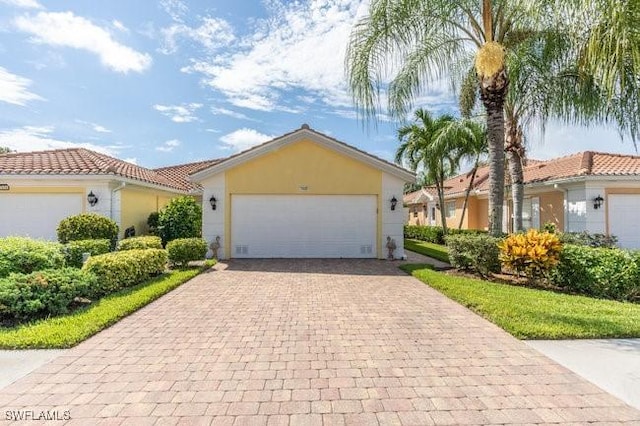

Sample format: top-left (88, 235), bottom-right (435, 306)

top-left (0, 125), bottom-right (415, 258)
top-left (0, 148), bottom-right (197, 239)
top-left (191, 125), bottom-right (415, 259)
top-left (404, 151), bottom-right (640, 248)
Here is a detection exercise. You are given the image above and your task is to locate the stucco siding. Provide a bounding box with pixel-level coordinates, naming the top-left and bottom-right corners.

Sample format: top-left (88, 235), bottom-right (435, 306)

top-left (120, 187), bottom-right (179, 237)
top-left (539, 191), bottom-right (565, 231)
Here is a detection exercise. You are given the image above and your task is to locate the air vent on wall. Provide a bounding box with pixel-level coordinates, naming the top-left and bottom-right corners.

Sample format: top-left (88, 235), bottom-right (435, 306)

top-left (235, 245), bottom-right (248, 255)
top-left (360, 245), bottom-right (373, 254)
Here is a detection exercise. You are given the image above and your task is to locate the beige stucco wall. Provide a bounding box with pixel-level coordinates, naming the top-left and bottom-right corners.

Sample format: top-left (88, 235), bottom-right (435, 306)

top-left (539, 191), bottom-right (565, 231)
top-left (120, 187), bottom-right (183, 237)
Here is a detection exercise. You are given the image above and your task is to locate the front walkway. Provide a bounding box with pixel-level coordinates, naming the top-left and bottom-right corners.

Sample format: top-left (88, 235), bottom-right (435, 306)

top-left (0, 259), bottom-right (638, 425)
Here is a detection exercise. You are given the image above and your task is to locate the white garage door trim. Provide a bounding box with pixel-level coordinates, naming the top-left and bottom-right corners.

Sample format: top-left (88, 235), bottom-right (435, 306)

top-left (0, 193), bottom-right (84, 240)
top-left (231, 194), bottom-right (377, 258)
top-left (608, 194), bottom-right (640, 249)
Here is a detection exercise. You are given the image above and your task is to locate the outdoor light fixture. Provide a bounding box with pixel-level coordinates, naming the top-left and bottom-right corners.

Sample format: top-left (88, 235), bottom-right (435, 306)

top-left (87, 191), bottom-right (98, 207)
top-left (209, 195), bottom-right (217, 210)
top-left (593, 195), bottom-right (604, 210)
top-left (390, 196), bottom-right (398, 211)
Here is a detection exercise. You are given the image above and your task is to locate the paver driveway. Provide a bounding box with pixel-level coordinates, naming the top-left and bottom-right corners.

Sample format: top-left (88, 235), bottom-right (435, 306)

top-left (1, 259), bottom-right (639, 426)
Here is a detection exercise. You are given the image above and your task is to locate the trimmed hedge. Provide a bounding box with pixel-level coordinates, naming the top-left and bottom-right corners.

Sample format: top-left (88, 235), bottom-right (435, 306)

top-left (64, 239), bottom-right (111, 268)
top-left (57, 213), bottom-right (119, 245)
top-left (445, 234), bottom-right (501, 276)
top-left (558, 231), bottom-right (618, 248)
top-left (0, 237), bottom-right (65, 278)
top-left (117, 236), bottom-right (163, 251)
top-left (551, 244), bottom-right (640, 301)
top-left (0, 268), bottom-right (97, 322)
top-left (404, 225), bottom-right (487, 244)
top-left (166, 238), bottom-right (207, 267)
top-left (82, 249), bottom-right (168, 296)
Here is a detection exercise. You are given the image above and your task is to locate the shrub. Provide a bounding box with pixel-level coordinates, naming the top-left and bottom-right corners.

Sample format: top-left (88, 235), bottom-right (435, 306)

top-left (166, 238), bottom-right (207, 267)
top-left (57, 213), bottom-right (119, 245)
top-left (158, 197), bottom-right (202, 244)
top-left (147, 212), bottom-right (160, 236)
top-left (0, 268), bottom-right (97, 322)
top-left (0, 237), bottom-right (65, 278)
top-left (445, 234), bottom-right (501, 276)
top-left (117, 236), bottom-right (163, 251)
top-left (551, 245), bottom-right (639, 301)
top-left (499, 230), bottom-right (562, 280)
top-left (82, 249), bottom-right (168, 296)
top-left (558, 231), bottom-right (618, 248)
top-left (404, 225), bottom-right (445, 244)
top-left (64, 239), bottom-right (111, 268)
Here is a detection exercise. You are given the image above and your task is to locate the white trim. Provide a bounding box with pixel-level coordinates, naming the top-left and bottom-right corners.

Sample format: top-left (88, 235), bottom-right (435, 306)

top-left (191, 127), bottom-right (415, 183)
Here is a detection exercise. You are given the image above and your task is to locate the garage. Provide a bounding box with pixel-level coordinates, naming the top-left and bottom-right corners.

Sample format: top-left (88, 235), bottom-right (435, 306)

top-left (608, 194), bottom-right (640, 249)
top-left (0, 193), bottom-right (83, 240)
top-left (231, 194), bottom-right (377, 258)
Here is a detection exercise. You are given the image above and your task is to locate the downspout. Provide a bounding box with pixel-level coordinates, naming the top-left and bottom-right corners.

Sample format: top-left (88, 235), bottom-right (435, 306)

top-left (110, 182), bottom-right (127, 223)
top-left (554, 183), bottom-right (569, 232)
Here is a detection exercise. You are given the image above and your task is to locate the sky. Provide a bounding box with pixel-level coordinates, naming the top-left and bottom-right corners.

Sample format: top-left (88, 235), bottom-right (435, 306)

top-left (0, 0), bottom-right (637, 169)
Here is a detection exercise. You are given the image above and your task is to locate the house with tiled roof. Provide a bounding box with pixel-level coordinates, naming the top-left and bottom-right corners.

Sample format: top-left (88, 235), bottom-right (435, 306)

top-left (0, 148), bottom-right (207, 239)
top-left (404, 151), bottom-right (640, 248)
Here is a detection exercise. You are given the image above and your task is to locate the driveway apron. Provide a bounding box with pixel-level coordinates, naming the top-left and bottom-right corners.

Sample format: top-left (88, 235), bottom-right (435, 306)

top-left (0, 259), bottom-right (638, 425)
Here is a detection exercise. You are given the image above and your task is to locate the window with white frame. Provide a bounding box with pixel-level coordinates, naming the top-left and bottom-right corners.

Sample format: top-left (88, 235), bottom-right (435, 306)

top-left (445, 201), bottom-right (456, 218)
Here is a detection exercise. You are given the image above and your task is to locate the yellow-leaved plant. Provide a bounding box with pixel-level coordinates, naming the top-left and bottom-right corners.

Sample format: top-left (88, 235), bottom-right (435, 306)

top-left (498, 229), bottom-right (562, 280)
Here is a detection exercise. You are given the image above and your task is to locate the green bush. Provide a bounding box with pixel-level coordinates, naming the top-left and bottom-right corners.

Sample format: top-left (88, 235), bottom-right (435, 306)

top-left (82, 249), bottom-right (168, 296)
top-left (551, 245), bottom-right (639, 301)
top-left (147, 212), bottom-right (160, 236)
top-left (404, 225), bottom-right (487, 244)
top-left (445, 234), bottom-right (501, 276)
top-left (0, 237), bottom-right (65, 278)
top-left (558, 231), bottom-right (618, 248)
top-left (0, 268), bottom-right (97, 322)
top-left (64, 239), bottom-right (111, 268)
top-left (117, 236), bottom-right (163, 251)
top-left (158, 197), bottom-right (202, 244)
top-left (166, 238), bottom-right (207, 267)
top-left (57, 213), bottom-right (119, 245)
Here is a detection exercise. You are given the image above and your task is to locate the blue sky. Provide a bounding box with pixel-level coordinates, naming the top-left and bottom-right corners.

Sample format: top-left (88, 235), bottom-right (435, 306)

top-left (0, 0), bottom-right (637, 169)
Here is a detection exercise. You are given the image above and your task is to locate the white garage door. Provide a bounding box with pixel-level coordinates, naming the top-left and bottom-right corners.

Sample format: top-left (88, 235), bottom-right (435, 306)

top-left (0, 193), bottom-right (83, 240)
top-left (231, 195), bottom-right (377, 258)
top-left (609, 194), bottom-right (640, 249)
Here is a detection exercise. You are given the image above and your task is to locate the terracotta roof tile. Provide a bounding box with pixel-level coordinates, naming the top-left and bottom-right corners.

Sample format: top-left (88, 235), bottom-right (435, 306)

top-left (154, 159), bottom-right (223, 191)
top-left (0, 148), bottom-right (188, 191)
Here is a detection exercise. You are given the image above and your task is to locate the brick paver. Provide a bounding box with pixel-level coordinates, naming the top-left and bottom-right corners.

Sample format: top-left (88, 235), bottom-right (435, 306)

top-left (1, 258), bottom-right (639, 425)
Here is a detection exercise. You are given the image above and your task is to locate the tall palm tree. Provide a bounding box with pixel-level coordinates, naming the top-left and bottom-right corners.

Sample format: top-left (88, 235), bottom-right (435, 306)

top-left (395, 109), bottom-right (458, 234)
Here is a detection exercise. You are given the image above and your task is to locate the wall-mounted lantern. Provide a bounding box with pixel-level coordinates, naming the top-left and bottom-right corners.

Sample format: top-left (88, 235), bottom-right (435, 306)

top-left (87, 191), bottom-right (99, 207)
top-left (390, 196), bottom-right (398, 211)
top-left (209, 195), bottom-right (217, 210)
top-left (593, 195), bottom-right (604, 210)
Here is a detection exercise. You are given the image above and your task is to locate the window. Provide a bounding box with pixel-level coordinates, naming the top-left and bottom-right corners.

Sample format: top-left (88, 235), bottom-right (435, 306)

top-left (445, 201), bottom-right (456, 218)
top-left (412, 207), bottom-right (418, 218)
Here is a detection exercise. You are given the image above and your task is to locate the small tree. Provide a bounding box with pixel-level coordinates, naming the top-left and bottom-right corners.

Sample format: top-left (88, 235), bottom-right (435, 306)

top-left (0, 147), bottom-right (14, 154)
top-left (57, 213), bottom-right (119, 245)
top-left (158, 196), bottom-right (202, 245)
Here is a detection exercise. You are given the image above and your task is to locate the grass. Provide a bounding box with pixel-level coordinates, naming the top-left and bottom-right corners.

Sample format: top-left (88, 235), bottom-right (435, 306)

top-left (401, 264), bottom-right (640, 339)
top-left (404, 239), bottom-right (450, 263)
top-left (0, 261), bottom-right (215, 349)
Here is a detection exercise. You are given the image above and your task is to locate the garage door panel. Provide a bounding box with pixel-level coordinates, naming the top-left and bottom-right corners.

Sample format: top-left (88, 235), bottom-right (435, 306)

top-left (231, 195), bottom-right (376, 258)
top-left (608, 194), bottom-right (640, 249)
top-left (0, 193), bottom-right (83, 240)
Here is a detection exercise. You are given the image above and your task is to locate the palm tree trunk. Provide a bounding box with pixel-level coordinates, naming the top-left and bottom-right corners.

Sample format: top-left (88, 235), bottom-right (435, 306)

top-left (436, 176), bottom-right (448, 235)
top-left (479, 68), bottom-right (508, 236)
top-left (505, 118), bottom-right (525, 232)
top-left (458, 164), bottom-right (478, 229)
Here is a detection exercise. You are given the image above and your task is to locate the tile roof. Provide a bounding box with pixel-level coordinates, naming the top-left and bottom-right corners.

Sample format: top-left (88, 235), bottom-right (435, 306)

top-left (154, 159), bottom-right (223, 191)
top-left (0, 148), bottom-right (188, 191)
top-left (404, 151), bottom-right (640, 203)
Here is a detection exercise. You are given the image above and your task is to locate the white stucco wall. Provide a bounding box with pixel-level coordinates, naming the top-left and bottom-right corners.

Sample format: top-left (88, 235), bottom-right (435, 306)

top-left (382, 173), bottom-right (406, 259)
top-left (200, 173), bottom-right (226, 259)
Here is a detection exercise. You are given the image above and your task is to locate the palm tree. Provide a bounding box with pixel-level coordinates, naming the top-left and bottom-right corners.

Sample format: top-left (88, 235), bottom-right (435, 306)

top-left (0, 147), bottom-right (14, 154)
top-left (395, 109), bottom-right (458, 234)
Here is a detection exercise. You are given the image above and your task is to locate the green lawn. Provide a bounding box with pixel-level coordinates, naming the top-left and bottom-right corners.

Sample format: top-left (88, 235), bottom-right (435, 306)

top-left (404, 239), bottom-right (450, 263)
top-left (0, 261), bottom-right (215, 349)
top-left (401, 264), bottom-right (640, 339)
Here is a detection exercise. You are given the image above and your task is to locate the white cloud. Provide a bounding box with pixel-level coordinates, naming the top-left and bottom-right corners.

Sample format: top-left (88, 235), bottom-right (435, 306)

top-left (75, 119), bottom-right (111, 133)
top-left (154, 103), bottom-right (202, 123)
top-left (219, 128), bottom-right (274, 152)
top-left (123, 157), bottom-right (138, 164)
top-left (14, 12), bottom-right (152, 73)
top-left (0, 0), bottom-right (43, 9)
top-left (182, 0), bottom-right (368, 111)
top-left (211, 107), bottom-right (251, 120)
top-left (160, 17), bottom-right (235, 54)
top-left (160, 0), bottom-right (188, 22)
top-left (0, 66), bottom-right (43, 105)
top-left (0, 125), bottom-right (117, 155)
top-left (112, 20), bottom-right (129, 33)
top-left (156, 139), bottom-right (181, 152)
